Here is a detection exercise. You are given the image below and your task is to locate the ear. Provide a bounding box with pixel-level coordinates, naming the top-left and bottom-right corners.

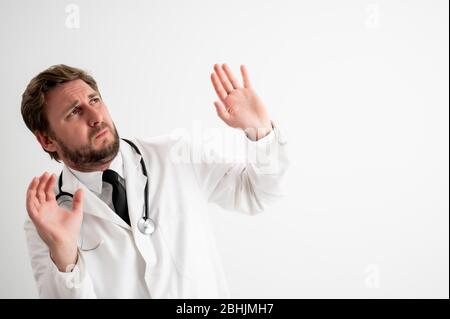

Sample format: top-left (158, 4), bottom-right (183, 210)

top-left (35, 131), bottom-right (58, 153)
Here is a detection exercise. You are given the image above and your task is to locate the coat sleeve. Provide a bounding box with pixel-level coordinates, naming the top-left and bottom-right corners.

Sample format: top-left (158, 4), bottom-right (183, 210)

top-left (187, 122), bottom-right (289, 215)
top-left (24, 218), bottom-right (97, 298)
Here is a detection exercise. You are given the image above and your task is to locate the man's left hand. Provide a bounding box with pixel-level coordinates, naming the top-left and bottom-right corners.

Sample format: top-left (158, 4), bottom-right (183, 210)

top-left (210, 63), bottom-right (272, 141)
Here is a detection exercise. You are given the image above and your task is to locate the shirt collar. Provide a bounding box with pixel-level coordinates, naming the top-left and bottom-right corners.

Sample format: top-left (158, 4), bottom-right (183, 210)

top-left (68, 147), bottom-right (124, 196)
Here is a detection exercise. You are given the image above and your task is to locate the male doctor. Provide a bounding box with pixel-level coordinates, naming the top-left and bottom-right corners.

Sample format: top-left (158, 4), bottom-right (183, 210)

top-left (21, 64), bottom-right (288, 298)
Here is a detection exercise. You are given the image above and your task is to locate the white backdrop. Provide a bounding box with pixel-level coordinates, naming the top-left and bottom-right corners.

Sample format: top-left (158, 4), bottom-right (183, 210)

top-left (0, 0), bottom-right (448, 298)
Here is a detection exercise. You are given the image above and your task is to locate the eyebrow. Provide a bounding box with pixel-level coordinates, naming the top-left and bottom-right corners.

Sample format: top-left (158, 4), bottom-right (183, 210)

top-left (62, 93), bottom-right (99, 117)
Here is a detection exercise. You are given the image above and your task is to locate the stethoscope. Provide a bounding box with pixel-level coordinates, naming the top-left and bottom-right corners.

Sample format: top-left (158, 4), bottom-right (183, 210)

top-left (55, 138), bottom-right (156, 245)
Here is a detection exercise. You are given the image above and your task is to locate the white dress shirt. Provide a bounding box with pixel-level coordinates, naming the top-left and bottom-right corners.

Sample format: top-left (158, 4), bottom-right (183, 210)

top-left (68, 151), bottom-right (126, 214)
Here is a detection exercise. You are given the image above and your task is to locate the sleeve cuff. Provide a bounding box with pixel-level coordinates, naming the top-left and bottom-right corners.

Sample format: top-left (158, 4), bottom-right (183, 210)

top-left (48, 248), bottom-right (87, 290)
top-left (245, 120), bottom-right (287, 174)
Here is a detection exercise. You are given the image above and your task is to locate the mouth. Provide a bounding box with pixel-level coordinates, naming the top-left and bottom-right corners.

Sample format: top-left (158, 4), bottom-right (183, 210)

top-left (95, 128), bottom-right (108, 139)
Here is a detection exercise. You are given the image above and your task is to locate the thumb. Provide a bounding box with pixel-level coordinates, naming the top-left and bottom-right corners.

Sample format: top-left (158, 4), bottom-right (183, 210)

top-left (214, 101), bottom-right (230, 123)
top-left (72, 188), bottom-right (84, 214)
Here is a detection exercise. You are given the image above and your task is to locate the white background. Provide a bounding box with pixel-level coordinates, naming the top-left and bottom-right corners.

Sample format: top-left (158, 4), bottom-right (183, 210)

top-left (0, 0), bottom-right (448, 298)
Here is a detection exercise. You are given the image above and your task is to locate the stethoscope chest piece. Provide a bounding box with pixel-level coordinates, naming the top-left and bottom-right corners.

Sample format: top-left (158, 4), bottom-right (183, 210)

top-left (138, 217), bottom-right (155, 235)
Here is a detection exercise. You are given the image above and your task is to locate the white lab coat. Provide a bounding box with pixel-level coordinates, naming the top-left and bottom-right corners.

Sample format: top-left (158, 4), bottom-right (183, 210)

top-left (24, 124), bottom-right (288, 298)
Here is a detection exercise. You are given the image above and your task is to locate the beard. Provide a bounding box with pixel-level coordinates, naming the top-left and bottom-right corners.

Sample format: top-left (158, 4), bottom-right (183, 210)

top-left (54, 123), bottom-right (120, 169)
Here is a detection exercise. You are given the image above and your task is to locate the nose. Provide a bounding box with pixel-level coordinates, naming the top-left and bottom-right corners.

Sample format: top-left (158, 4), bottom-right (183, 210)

top-left (85, 104), bottom-right (103, 127)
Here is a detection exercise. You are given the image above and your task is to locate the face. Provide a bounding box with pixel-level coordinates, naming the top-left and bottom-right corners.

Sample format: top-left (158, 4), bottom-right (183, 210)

top-left (38, 79), bottom-right (120, 172)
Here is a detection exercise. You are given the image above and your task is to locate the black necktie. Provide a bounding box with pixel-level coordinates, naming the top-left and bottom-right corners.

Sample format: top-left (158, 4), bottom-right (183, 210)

top-left (102, 169), bottom-right (130, 226)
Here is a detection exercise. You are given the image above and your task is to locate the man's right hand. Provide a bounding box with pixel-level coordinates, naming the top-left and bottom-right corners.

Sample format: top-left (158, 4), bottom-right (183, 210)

top-left (26, 172), bottom-right (84, 272)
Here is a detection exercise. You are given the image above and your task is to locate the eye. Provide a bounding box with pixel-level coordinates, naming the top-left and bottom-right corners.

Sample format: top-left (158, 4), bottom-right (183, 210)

top-left (70, 106), bottom-right (81, 116)
top-left (90, 97), bottom-right (100, 104)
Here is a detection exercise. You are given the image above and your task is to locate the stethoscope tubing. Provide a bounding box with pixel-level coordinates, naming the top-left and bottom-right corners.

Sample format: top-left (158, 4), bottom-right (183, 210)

top-left (55, 138), bottom-right (154, 249)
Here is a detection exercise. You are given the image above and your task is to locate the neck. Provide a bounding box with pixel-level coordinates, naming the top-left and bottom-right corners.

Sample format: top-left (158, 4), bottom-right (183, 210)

top-left (65, 159), bottom-right (113, 172)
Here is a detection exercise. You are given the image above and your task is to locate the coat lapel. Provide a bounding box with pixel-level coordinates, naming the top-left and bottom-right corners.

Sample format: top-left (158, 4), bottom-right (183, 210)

top-left (121, 139), bottom-right (158, 271)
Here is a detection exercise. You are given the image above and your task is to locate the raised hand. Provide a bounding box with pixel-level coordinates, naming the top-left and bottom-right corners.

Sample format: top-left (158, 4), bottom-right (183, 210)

top-left (26, 172), bottom-right (84, 271)
top-left (210, 64), bottom-right (272, 141)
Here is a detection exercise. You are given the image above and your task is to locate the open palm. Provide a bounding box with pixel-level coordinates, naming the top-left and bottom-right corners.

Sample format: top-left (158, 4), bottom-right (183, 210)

top-left (26, 172), bottom-right (83, 249)
top-left (210, 64), bottom-right (272, 140)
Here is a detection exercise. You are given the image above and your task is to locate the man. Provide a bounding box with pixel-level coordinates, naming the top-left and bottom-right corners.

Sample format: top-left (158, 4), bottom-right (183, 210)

top-left (22, 64), bottom-right (288, 298)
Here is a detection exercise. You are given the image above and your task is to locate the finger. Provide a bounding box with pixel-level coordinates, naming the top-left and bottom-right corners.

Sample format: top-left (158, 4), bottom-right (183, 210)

top-left (210, 72), bottom-right (228, 101)
top-left (26, 177), bottom-right (40, 219)
top-left (26, 199), bottom-right (38, 219)
top-left (72, 188), bottom-right (84, 214)
top-left (214, 64), bottom-right (233, 94)
top-left (27, 176), bottom-right (41, 206)
top-left (26, 196), bottom-right (39, 220)
top-left (240, 64), bottom-right (252, 88)
top-left (36, 172), bottom-right (50, 203)
top-left (214, 101), bottom-right (231, 123)
top-left (44, 174), bottom-right (57, 202)
top-left (27, 176), bottom-right (39, 198)
top-left (222, 64), bottom-right (241, 89)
